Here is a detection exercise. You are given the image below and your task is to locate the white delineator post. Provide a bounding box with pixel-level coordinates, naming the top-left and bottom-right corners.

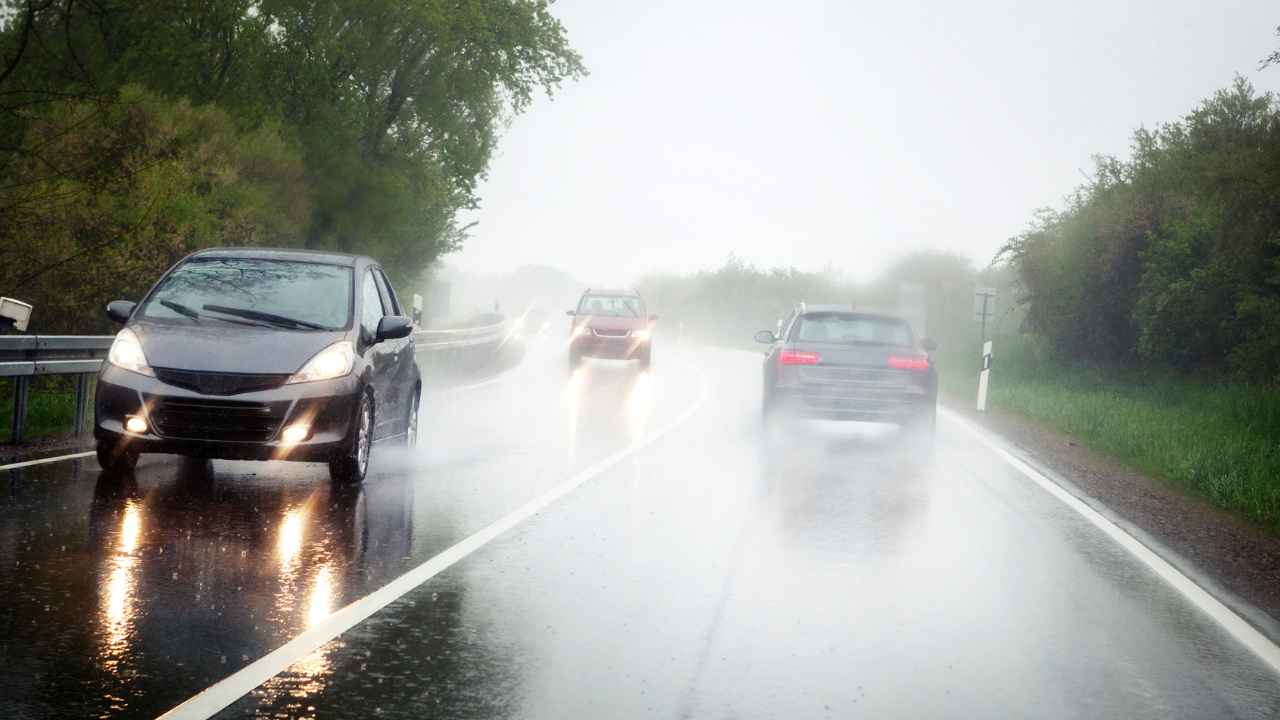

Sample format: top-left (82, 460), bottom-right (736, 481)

top-left (976, 340), bottom-right (992, 411)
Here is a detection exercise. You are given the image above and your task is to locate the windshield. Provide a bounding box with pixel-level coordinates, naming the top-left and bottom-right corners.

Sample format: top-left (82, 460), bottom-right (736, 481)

top-left (140, 258), bottom-right (352, 330)
top-left (793, 313), bottom-right (913, 345)
top-left (578, 294), bottom-right (643, 318)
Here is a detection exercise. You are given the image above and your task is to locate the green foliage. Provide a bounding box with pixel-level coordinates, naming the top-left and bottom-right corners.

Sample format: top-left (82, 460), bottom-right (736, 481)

top-left (0, 1), bottom-right (583, 330)
top-left (0, 85), bottom-right (310, 333)
top-left (1001, 77), bottom-right (1280, 381)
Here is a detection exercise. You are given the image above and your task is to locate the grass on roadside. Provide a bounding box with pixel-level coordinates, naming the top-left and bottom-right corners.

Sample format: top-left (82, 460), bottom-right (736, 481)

top-left (0, 376), bottom-right (92, 441)
top-left (936, 336), bottom-right (1280, 530)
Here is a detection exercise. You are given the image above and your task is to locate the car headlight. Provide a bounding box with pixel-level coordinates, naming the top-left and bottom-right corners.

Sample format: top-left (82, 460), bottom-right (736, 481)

top-left (631, 328), bottom-right (651, 341)
top-left (287, 340), bottom-right (354, 384)
top-left (108, 328), bottom-right (154, 377)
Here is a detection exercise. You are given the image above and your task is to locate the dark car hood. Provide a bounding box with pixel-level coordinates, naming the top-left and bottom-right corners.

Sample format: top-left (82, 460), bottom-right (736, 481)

top-left (132, 322), bottom-right (346, 375)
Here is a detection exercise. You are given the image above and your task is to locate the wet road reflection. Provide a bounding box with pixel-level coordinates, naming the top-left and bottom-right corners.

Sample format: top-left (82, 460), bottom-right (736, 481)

top-left (4, 344), bottom-right (1280, 718)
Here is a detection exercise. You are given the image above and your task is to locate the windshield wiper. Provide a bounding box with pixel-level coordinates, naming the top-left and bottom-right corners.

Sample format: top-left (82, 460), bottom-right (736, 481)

top-left (202, 304), bottom-right (326, 330)
top-left (160, 300), bottom-right (201, 322)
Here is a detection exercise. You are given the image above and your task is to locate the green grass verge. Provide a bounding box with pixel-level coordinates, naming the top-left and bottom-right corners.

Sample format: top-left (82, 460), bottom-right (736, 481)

top-left (937, 336), bottom-right (1280, 530)
top-left (0, 376), bottom-right (93, 441)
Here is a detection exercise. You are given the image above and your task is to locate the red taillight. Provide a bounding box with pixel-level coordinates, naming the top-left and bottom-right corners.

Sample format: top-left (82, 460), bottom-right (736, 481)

top-left (888, 355), bottom-right (930, 371)
top-left (779, 349), bottom-right (821, 365)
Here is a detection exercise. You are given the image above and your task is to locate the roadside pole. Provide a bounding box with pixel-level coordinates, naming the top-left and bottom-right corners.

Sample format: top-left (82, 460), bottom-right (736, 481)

top-left (977, 340), bottom-right (992, 412)
top-left (974, 287), bottom-right (996, 343)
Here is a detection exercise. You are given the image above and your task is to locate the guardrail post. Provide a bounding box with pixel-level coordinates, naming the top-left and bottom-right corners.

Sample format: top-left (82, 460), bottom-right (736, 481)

top-left (73, 373), bottom-right (90, 435)
top-left (11, 375), bottom-right (30, 442)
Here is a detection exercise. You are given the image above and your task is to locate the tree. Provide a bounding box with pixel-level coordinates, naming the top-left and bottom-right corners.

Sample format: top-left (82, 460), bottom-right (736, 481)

top-left (0, 1), bottom-right (584, 330)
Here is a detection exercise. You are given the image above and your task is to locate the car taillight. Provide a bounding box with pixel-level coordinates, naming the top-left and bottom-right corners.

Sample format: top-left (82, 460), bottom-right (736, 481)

top-left (779, 349), bottom-right (821, 365)
top-left (888, 355), bottom-right (930, 371)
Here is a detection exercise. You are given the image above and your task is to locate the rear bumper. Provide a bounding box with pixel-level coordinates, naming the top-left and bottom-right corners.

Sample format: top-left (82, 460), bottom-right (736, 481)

top-left (94, 365), bottom-right (360, 461)
top-left (770, 386), bottom-right (935, 423)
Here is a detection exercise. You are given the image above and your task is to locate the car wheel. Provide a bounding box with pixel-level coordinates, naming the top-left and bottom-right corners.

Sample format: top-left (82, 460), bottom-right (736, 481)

top-left (405, 388), bottom-right (420, 448)
top-left (330, 391), bottom-right (373, 485)
top-left (96, 437), bottom-right (138, 475)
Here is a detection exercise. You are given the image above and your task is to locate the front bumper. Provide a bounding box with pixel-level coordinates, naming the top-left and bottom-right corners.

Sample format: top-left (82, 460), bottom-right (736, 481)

top-left (94, 365), bottom-right (360, 461)
top-left (571, 335), bottom-right (650, 360)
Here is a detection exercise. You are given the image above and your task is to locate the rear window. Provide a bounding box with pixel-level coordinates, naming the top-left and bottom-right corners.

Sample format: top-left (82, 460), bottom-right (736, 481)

top-left (577, 294), bottom-right (644, 318)
top-left (140, 257), bottom-right (353, 330)
top-left (792, 313), bottom-right (913, 346)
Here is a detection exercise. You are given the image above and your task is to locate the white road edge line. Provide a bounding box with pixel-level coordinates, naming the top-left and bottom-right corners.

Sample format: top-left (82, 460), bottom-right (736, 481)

top-left (0, 450), bottom-right (95, 472)
top-left (939, 406), bottom-right (1280, 676)
top-left (159, 363), bottom-right (710, 720)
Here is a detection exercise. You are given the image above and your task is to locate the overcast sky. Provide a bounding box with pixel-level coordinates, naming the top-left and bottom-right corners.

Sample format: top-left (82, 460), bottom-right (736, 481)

top-left (452, 0), bottom-right (1280, 285)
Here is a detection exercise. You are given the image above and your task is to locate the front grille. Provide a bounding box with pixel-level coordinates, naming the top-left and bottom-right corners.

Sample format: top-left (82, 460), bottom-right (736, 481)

top-left (592, 328), bottom-right (629, 337)
top-left (147, 396), bottom-right (289, 442)
top-left (154, 368), bottom-right (289, 396)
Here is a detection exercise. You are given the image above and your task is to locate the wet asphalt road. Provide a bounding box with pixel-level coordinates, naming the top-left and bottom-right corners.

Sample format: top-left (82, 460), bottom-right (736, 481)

top-left (3, 337), bottom-right (1280, 719)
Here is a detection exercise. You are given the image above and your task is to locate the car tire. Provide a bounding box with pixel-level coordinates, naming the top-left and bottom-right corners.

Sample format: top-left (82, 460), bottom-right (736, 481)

top-left (404, 387), bottom-right (420, 448)
top-left (330, 390), bottom-right (374, 485)
top-left (96, 437), bottom-right (138, 475)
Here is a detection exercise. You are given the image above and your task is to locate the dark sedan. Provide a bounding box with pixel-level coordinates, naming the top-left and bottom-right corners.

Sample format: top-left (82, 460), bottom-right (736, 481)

top-left (94, 248), bottom-right (421, 483)
top-left (755, 305), bottom-right (937, 437)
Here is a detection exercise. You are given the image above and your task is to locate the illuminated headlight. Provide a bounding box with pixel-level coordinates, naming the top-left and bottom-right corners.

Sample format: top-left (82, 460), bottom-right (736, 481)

top-left (125, 415), bottom-right (148, 433)
top-left (631, 328), bottom-right (651, 342)
top-left (108, 328), bottom-right (155, 377)
top-left (571, 325), bottom-right (588, 338)
top-left (280, 424), bottom-right (310, 444)
top-left (287, 341), bottom-right (354, 384)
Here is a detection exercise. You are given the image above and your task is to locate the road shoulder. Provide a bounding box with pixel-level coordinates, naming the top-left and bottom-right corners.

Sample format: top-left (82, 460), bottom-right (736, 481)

top-left (943, 395), bottom-right (1280, 639)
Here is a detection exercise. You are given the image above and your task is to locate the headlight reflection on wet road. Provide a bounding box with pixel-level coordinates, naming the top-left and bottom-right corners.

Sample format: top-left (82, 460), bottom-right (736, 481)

top-left (99, 499), bottom-right (142, 675)
top-left (625, 369), bottom-right (654, 444)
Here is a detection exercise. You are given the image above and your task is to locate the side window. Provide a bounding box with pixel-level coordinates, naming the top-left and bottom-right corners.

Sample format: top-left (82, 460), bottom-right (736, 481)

top-left (360, 270), bottom-right (386, 339)
top-left (373, 269), bottom-right (401, 315)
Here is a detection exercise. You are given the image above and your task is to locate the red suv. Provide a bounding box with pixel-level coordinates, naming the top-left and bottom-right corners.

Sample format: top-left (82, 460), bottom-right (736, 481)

top-left (567, 289), bottom-right (657, 368)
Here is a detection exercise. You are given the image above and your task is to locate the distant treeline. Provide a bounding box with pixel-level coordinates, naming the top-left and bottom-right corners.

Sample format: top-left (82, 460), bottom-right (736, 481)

top-left (1001, 77), bottom-right (1280, 382)
top-left (638, 253), bottom-right (1018, 352)
top-left (0, 1), bottom-right (582, 333)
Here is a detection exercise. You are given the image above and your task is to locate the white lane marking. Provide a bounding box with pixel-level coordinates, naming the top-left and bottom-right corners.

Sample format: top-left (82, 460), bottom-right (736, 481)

top-left (0, 450), bottom-right (94, 472)
top-left (939, 406), bottom-right (1280, 675)
top-left (159, 363), bottom-right (710, 720)
top-left (436, 359), bottom-right (525, 394)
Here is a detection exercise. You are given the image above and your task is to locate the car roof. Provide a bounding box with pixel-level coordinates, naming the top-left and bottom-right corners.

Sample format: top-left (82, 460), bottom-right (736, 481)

top-left (188, 247), bottom-right (363, 267)
top-left (799, 309), bottom-right (908, 323)
top-left (581, 288), bottom-right (641, 297)
top-left (799, 303), bottom-right (857, 313)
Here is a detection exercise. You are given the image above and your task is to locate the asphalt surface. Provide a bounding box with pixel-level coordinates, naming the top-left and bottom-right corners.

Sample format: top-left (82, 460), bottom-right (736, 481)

top-left (3, 335), bottom-right (1280, 718)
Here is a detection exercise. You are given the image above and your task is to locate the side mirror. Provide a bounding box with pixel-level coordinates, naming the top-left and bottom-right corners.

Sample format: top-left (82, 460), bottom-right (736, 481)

top-left (565, 309), bottom-right (576, 317)
top-left (754, 330), bottom-right (777, 344)
top-left (106, 300), bottom-right (136, 324)
top-left (921, 337), bottom-right (938, 352)
top-left (376, 315), bottom-right (413, 341)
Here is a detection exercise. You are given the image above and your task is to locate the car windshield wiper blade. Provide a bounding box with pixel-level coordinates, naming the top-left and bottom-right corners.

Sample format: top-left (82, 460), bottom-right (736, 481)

top-left (202, 304), bottom-right (326, 330)
top-left (160, 299), bottom-right (201, 322)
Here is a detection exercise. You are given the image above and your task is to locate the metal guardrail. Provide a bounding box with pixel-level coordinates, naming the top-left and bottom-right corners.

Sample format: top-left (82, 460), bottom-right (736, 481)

top-left (0, 335), bottom-right (112, 441)
top-left (0, 318), bottom-right (513, 444)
